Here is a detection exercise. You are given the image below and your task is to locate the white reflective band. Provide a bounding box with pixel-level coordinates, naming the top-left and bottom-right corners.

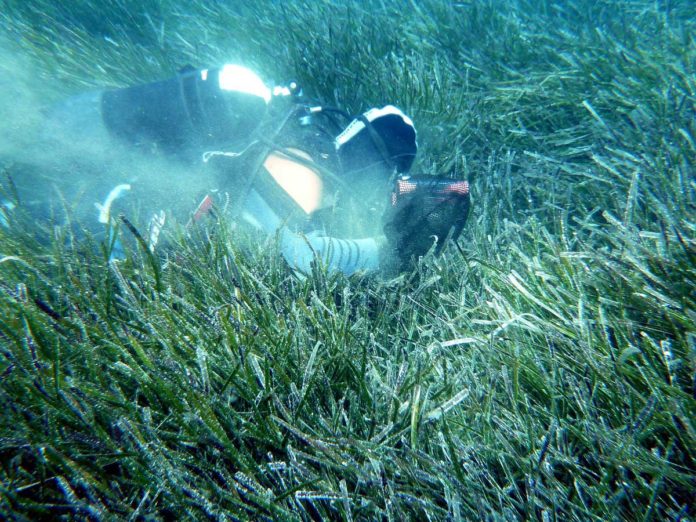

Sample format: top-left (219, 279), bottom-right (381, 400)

top-left (200, 69), bottom-right (208, 81)
top-left (96, 184), bottom-right (131, 224)
top-left (217, 64), bottom-right (271, 103)
top-left (335, 105), bottom-right (414, 149)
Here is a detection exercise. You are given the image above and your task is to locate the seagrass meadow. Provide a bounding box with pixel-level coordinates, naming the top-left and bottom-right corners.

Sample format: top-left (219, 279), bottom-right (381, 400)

top-left (0, 0), bottom-right (695, 520)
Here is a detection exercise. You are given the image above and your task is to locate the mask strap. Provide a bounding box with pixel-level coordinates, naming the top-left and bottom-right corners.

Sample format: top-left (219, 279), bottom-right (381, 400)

top-left (357, 114), bottom-right (396, 173)
top-left (201, 139), bottom-right (259, 162)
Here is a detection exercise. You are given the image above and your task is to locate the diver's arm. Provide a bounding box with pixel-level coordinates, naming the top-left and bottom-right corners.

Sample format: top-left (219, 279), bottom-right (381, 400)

top-left (242, 189), bottom-right (380, 275)
top-left (279, 229), bottom-right (381, 275)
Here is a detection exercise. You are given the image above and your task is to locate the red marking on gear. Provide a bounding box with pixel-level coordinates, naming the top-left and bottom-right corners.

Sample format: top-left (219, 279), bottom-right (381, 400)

top-left (443, 181), bottom-right (469, 195)
top-left (193, 195), bottom-right (214, 222)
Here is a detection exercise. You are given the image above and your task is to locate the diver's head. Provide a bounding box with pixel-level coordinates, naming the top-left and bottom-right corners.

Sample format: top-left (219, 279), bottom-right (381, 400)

top-left (335, 105), bottom-right (417, 181)
top-left (332, 105), bottom-right (417, 216)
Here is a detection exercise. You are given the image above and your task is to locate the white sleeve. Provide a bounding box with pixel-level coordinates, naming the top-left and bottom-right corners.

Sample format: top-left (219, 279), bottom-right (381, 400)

top-left (280, 229), bottom-right (380, 275)
top-left (242, 189), bottom-right (380, 275)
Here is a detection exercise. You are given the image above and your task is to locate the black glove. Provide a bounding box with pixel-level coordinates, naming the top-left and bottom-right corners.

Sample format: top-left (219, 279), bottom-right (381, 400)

top-left (383, 175), bottom-right (470, 269)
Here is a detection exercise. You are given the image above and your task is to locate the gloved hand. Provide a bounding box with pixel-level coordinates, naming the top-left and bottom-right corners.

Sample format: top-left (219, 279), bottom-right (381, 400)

top-left (382, 175), bottom-right (470, 270)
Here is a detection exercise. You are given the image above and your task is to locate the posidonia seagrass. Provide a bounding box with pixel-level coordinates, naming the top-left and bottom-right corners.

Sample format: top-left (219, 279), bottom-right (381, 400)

top-left (0, 0), bottom-right (694, 520)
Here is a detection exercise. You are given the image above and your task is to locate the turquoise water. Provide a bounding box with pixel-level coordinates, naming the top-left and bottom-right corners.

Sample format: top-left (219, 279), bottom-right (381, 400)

top-left (2, 0), bottom-right (694, 235)
top-left (0, 1), bottom-right (694, 519)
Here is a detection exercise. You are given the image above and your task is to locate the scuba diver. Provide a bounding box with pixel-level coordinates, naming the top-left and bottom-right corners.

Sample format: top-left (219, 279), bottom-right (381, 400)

top-left (34, 63), bottom-right (471, 275)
